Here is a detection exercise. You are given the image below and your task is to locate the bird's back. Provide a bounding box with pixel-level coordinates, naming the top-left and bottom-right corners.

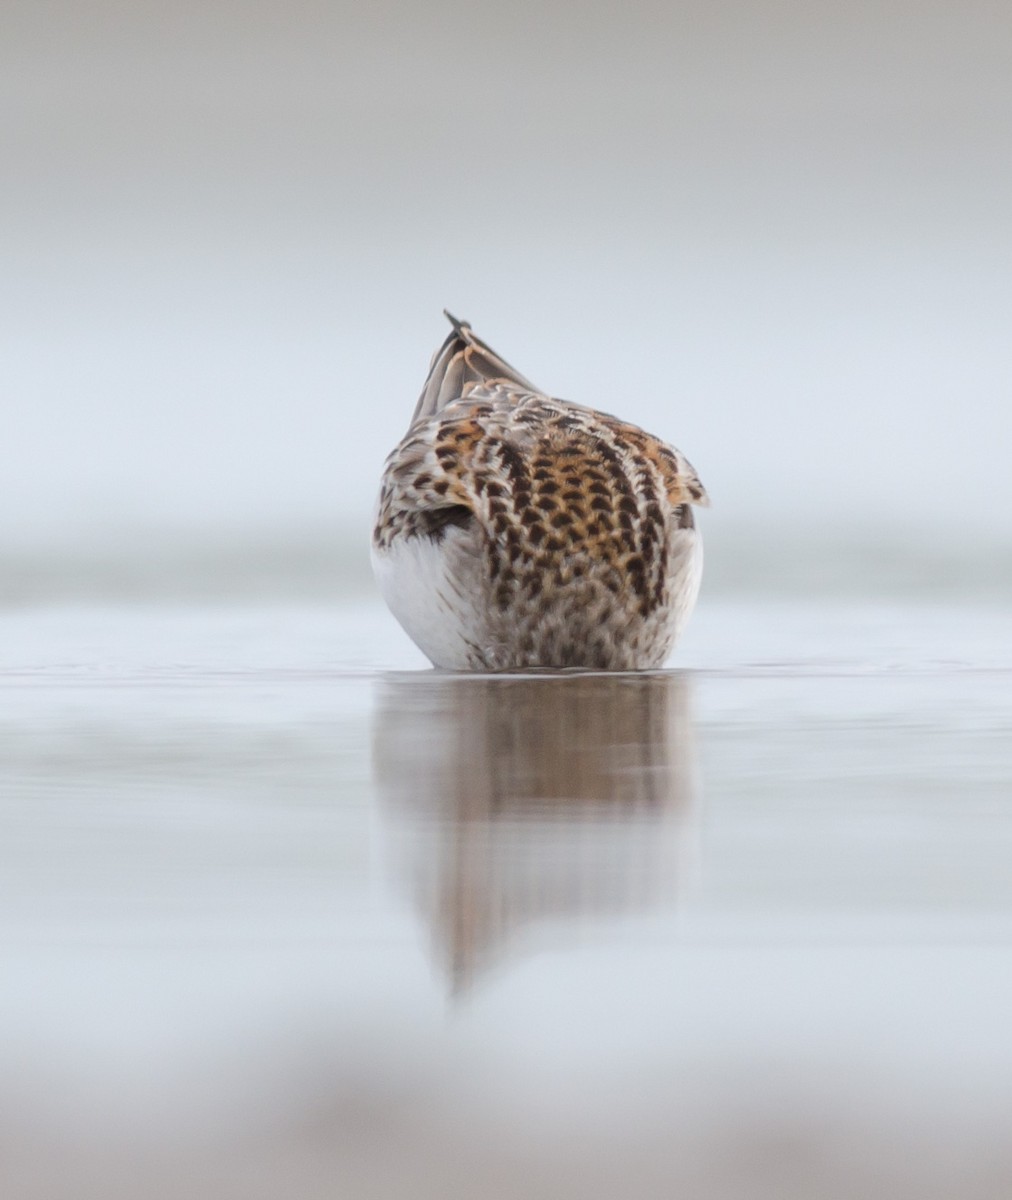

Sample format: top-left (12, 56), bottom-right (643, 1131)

top-left (372, 316), bottom-right (707, 670)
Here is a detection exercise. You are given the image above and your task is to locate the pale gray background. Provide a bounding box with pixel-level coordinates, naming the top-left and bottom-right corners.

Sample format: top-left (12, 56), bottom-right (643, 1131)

top-left (3, 0), bottom-right (1010, 591)
top-left (4, 9), bottom-right (1012, 1194)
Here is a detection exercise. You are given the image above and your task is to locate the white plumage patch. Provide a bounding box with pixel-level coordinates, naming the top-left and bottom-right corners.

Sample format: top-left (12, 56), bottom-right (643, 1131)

top-left (371, 532), bottom-right (482, 670)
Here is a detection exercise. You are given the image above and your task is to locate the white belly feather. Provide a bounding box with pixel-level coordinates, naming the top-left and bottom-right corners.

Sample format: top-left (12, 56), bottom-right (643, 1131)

top-left (371, 531), bottom-right (484, 670)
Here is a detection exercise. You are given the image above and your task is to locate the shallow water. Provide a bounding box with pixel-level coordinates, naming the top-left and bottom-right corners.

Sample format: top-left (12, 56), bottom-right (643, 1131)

top-left (2, 598), bottom-right (1012, 1198)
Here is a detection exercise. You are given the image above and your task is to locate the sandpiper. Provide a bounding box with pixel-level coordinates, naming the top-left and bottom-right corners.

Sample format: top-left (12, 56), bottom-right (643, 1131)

top-left (372, 313), bottom-right (708, 670)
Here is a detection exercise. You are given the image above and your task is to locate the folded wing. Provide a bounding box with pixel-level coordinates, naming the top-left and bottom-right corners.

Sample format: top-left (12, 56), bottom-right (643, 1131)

top-left (410, 311), bottom-right (542, 426)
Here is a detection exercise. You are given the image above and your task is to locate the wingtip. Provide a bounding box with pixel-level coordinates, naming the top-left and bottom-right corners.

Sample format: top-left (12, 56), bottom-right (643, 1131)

top-left (443, 309), bottom-right (471, 334)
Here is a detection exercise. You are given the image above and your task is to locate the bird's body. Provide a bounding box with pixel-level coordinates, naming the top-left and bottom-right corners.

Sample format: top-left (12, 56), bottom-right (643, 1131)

top-left (372, 315), bottom-right (708, 671)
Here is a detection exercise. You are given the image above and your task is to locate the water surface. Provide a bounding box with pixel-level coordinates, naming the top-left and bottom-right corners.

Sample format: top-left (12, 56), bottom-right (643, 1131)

top-left (2, 598), bottom-right (1011, 1198)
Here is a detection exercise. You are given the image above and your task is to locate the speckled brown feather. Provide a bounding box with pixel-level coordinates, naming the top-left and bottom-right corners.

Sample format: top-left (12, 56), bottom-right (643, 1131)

top-left (373, 316), bottom-right (708, 670)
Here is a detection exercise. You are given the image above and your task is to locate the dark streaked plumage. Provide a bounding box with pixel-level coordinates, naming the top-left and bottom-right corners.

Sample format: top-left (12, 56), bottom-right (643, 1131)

top-left (372, 313), bottom-right (708, 670)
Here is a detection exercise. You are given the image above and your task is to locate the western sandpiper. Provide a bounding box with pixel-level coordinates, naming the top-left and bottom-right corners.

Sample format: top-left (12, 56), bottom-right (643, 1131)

top-left (372, 313), bottom-right (708, 670)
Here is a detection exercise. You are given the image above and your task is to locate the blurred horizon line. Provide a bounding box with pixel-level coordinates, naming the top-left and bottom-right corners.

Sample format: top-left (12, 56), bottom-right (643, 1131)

top-left (1, 520), bottom-right (1009, 608)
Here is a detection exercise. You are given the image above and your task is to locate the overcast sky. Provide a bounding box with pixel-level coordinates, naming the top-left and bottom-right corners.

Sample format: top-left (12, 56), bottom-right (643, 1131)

top-left (3, 0), bottom-right (1011, 549)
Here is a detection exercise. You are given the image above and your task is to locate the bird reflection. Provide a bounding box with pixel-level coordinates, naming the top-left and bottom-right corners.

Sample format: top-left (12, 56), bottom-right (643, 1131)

top-left (372, 672), bottom-right (698, 992)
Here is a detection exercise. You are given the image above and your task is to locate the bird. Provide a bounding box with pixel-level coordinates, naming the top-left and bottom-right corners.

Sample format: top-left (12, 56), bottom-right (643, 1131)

top-left (371, 312), bottom-right (708, 671)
